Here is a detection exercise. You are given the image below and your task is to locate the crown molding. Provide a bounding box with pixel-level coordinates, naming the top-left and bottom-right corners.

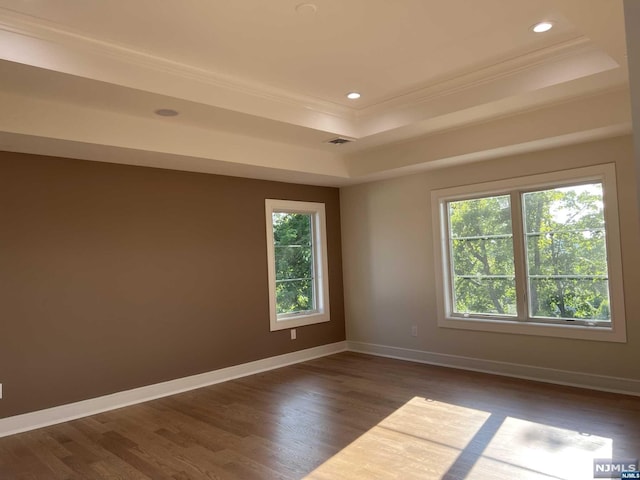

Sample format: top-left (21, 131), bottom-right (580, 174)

top-left (0, 8), bottom-right (354, 120)
top-left (0, 10), bottom-right (614, 130)
top-left (357, 36), bottom-right (594, 114)
top-left (0, 8), bottom-right (624, 145)
top-left (354, 39), bottom-right (620, 138)
top-left (356, 36), bottom-right (599, 118)
top-left (347, 88), bottom-right (632, 179)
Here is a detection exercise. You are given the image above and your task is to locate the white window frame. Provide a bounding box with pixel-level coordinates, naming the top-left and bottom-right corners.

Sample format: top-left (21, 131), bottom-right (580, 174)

top-left (432, 164), bottom-right (626, 343)
top-left (265, 199), bottom-right (330, 331)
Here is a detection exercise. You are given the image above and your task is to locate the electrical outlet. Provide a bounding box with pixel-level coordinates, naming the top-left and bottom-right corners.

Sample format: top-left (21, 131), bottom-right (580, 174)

top-left (291, 329), bottom-right (297, 340)
top-left (411, 325), bottom-right (418, 337)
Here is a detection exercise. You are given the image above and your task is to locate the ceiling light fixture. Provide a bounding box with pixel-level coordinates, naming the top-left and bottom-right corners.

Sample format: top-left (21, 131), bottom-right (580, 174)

top-left (531, 21), bottom-right (553, 33)
top-left (154, 108), bottom-right (179, 117)
top-left (346, 92), bottom-right (361, 100)
top-left (295, 3), bottom-right (317, 15)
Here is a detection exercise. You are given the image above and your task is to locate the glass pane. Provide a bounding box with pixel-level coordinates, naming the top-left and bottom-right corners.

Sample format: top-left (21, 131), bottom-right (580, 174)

top-left (448, 195), bottom-right (515, 316)
top-left (526, 232), bottom-right (607, 277)
top-left (276, 279), bottom-right (314, 315)
top-left (272, 211), bottom-right (316, 316)
top-left (272, 213), bottom-right (312, 246)
top-left (275, 245), bottom-right (313, 281)
top-left (528, 278), bottom-right (611, 321)
top-left (523, 183), bottom-right (610, 321)
top-left (452, 237), bottom-right (515, 276)
top-left (453, 277), bottom-right (517, 316)
top-left (523, 183), bottom-right (604, 234)
top-left (449, 195), bottom-right (512, 238)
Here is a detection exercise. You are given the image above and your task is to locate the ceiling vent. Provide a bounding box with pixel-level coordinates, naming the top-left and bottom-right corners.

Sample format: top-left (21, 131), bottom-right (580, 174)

top-left (326, 137), bottom-right (353, 145)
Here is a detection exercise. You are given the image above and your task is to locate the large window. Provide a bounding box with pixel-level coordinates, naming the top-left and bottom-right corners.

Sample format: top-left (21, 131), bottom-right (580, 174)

top-left (265, 199), bottom-right (330, 331)
top-left (432, 164), bottom-right (626, 342)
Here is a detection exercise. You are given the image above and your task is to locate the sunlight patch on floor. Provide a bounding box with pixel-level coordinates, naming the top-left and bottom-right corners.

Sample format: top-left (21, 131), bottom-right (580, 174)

top-left (305, 396), bottom-right (612, 480)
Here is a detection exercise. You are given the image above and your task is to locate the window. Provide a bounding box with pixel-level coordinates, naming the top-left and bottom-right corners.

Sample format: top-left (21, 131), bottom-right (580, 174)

top-left (432, 164), bottom-right (626, 342)
top-left (265, 199), bottom-right (330, 331)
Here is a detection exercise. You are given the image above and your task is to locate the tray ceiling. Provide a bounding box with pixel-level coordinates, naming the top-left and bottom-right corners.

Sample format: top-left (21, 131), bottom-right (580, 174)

top-left (0, 0), bottom-right (632, 185)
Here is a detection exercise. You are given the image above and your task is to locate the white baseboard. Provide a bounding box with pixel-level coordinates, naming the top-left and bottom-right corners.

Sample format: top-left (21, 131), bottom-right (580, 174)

top-left (4, 339), bottom-right (637, 439)
top-left (0, 341), bottom-right (347, 438)
top-left (347, 341), bottom-right (640, 397)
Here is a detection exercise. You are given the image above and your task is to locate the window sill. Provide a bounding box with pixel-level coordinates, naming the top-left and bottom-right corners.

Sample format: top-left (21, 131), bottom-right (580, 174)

top-left (270, 311), bottom-right (330, 331)
top-left (438, 316), bottom-right (627, 343)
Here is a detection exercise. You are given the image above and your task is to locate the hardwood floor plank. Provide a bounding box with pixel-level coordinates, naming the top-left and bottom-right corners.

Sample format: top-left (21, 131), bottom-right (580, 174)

top-left (2, 352), bottom-right (640, 479)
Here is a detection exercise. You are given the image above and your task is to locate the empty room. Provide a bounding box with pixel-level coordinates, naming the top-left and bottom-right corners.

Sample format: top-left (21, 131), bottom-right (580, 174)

top-left (1, 1), bottom-right (640, 479)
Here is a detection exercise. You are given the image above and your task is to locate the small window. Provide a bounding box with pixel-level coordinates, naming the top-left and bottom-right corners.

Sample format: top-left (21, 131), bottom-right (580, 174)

top-left (432, 164), bottom-right (626, 342)
top-left (265, 199), bottom-right (330, 331)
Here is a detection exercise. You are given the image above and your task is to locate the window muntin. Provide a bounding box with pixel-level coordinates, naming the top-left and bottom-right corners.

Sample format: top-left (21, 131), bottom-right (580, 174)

top-left (432, 164), bottom-right (626, 342)
top-left (265, 200), bottom-right (330, 331)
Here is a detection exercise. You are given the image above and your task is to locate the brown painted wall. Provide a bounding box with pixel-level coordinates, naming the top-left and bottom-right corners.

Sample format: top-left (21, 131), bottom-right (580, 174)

top-left (0, 151), bottom-right (345, 418)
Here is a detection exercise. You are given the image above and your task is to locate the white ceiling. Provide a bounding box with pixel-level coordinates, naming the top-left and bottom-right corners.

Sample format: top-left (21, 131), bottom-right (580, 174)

top-left (0, 0), bottom-right (633, 185)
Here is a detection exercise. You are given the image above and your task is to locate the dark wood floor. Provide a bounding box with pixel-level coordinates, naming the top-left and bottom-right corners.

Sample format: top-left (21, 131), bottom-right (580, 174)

top-left (1, 352), bottom-right (639, 479)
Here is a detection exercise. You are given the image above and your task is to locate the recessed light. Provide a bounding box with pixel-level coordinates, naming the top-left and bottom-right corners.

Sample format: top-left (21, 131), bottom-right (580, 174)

top-left (532, 21), bottom-right (553, 33)
top-left (346, 92), bottom-right (361, 100)
top-left (295, 3), bottom-right (317, 15)
top-left (154, 108), bottom-right (179, 117)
